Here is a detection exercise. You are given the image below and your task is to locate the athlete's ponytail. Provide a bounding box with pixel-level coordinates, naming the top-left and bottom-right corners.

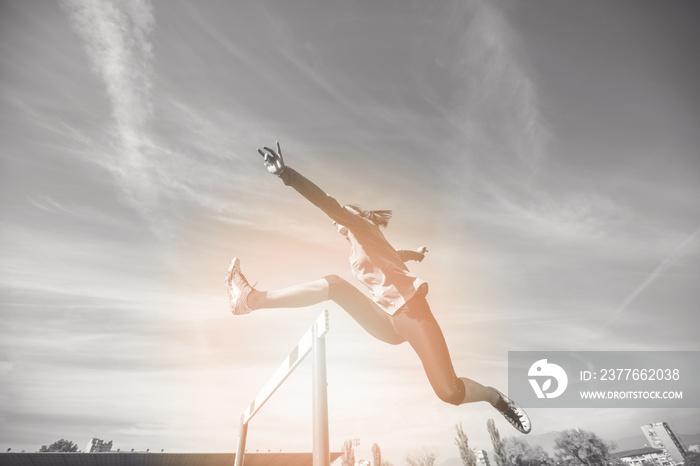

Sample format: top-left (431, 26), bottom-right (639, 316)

top-left (345, 204), bottom-right (392, 228)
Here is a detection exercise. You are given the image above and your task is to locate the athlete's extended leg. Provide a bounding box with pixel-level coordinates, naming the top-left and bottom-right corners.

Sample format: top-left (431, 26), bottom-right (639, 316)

top-left (248, 275), bottom-right (404, 344)
top-left (250, 274), bottom-right (404, 344)
top-left (226, 258), bottom-right (404, 345)
top-left (247, 279), bottom-right (329, 310)
top-left (324, 274), bottom-right (405, 345)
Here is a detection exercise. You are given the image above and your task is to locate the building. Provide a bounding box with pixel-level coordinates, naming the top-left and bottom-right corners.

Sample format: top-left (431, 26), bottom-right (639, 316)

top-left (85, 439), bottom-right (113, 453)
top-left (473, 448), bottom-right (490, 466)
top-left (613, 447), bottom-right (671, 466)
top-left (641, 422), bottom-right (686, 465)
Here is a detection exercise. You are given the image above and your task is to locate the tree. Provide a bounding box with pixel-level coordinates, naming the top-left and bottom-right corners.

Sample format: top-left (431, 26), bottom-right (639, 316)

top-left (372, 443), bottom-right (382, 466)
top-left (487, 419), bottom-right (506, 466)
top-left (553, 429), bottom-right (617, 466)
top-left (406, 447), bottom-right (439, 466)
top-left (502, 437), bottom-right (555, 466)
top-left (454, 423), bottom-right (476, 466)
top-left (341, 439), bottom-right (355, 466)
top-left (39, 439), bottom-right (79, 453)
top-left (685, 452), bottom-right (700, 466)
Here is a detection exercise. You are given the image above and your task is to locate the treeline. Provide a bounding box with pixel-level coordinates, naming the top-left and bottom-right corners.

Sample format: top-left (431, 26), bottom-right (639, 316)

top-left (408, 420), bottom-right (700, 466)
top-left (485, 420), bottom-right (619, 466)
top-left (342, 419), bottom-right (695, 466)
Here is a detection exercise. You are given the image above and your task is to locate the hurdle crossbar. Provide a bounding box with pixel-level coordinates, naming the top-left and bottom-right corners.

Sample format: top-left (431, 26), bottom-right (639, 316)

top-left (235, 310), bottom-right (330, 466)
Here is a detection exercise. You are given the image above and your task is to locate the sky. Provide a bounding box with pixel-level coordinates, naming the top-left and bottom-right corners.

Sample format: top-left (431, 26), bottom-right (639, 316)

top-left (1, 0), bottom-right (699, 464)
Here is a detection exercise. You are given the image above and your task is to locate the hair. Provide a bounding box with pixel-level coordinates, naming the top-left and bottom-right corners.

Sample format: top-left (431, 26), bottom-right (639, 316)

top-left (345, 204), bottom-right (392, 228)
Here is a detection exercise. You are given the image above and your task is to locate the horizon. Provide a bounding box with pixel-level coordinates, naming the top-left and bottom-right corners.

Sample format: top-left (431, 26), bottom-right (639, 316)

top-left (5, 423), bottom-right (699, 462)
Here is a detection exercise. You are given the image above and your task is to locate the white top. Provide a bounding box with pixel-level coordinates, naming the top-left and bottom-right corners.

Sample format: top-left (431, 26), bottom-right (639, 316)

top-left (280, 167), bottom-right (427, 315)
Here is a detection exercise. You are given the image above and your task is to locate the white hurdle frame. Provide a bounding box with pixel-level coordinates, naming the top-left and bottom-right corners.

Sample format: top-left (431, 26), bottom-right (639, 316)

top-left (234, 310), bottom-right (330, 466)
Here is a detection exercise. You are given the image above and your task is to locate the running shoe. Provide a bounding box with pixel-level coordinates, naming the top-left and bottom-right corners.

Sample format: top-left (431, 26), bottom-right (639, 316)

top-left (493, 389), bottom-right (532, 434)
top-left (225, 257), bottom-right (253, 315)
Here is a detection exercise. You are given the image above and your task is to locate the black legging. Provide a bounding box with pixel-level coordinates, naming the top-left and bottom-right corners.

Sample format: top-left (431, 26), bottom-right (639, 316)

top-left (324, 274), bottom-right (466, 405)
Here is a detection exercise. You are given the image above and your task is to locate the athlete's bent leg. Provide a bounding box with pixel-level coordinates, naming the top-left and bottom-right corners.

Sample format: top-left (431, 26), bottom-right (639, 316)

top-left (392, 295), bottom-right (531, 433)
top-left (391, 295), bottom-right (497, 406)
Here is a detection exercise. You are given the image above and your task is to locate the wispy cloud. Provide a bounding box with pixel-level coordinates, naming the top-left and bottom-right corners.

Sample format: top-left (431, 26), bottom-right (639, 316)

top-left (59, 1), bottom-right (270, 231)
top-left (61, 0), bottom-right (161, 210)
top-left (606, 225), bottom-right (700, 325)
top-left (428, 0), bottom-right (549, 168)
top-left (488, 188), bottom-right (622, 242)
top-left (431, 2), bottom-right (639, 248)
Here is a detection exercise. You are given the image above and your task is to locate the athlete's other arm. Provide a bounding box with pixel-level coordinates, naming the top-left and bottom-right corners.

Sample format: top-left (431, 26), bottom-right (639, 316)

top-left (257, 142), bottom-right (364, 228)
top-left (397, 246), bottom-right (428, 263)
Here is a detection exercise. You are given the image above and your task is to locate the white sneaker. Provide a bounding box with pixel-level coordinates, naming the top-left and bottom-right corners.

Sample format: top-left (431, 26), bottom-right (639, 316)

top-left (493, 389), bottom-right (532, 434)
top-left (225, 257), bottom-right (253, 315)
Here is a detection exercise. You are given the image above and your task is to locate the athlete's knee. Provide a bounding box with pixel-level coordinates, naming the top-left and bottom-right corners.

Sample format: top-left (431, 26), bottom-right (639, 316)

top-left (437, 388), bottom-right (464, 406)
top-left (435, 379), bottom-right (466, 406)
top-left (323, 274), bottom-right (351, 299)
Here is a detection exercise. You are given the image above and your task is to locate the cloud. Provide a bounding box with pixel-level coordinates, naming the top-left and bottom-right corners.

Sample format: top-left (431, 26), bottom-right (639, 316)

top-left (606, 225), bottom-right (700, 325)
top-left (424, 2), bottom-right (643, 248)
top-left (61, 0), bottom-right (160, 209)
top-left (27, 195), bottom-right (133, 230)
top-left (488, 188), bottom-right (622, 242)
top-left (425, 0), bottom-right (549, 168)
top-left (58, 1), bottom-right (289, 232)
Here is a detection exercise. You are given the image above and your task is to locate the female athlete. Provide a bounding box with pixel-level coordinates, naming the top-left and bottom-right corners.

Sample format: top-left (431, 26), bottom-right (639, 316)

top-left (225, 142), bottom-right (531, 434)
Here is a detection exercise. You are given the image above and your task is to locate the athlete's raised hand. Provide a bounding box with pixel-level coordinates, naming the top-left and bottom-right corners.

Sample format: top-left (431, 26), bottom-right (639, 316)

top-left (257, 141), bottom-right (286, 176)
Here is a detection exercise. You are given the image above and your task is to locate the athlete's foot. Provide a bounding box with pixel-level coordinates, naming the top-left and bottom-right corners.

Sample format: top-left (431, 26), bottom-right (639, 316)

top-left (491, 388), bottom-right (532, 434)
top-left (225, 257), bottom-right (254, 315)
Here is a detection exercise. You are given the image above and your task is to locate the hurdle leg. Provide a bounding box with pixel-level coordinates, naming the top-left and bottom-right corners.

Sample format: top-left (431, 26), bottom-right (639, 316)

top-left (235, 310), bottom-right (330, 466)
top-left (312, 321), bottom-right (330, 466)
top-left (235, 416), bottom-right (248, 466)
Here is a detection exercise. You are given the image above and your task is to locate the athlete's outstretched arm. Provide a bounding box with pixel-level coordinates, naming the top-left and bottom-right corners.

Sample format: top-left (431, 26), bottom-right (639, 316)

top-left (257, 142), bottom-right (364, 228)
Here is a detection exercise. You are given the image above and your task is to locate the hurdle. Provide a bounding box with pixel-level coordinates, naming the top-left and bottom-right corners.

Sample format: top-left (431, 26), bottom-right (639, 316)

top-left (235, 310), bottom-right (330, 466)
